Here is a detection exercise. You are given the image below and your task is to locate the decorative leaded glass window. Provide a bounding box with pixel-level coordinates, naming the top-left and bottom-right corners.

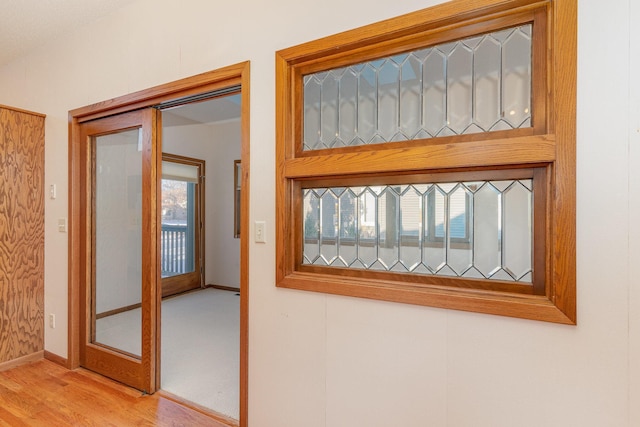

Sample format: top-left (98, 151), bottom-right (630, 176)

top-left (303, 25), bottom-right (532, 150)
top-left (276, 0), bottom-right (576, 324)
top-left (302, 179), bottom-right (533, 281)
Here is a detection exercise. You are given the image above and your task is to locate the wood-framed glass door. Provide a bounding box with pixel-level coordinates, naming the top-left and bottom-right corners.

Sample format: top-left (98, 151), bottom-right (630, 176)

top-left (160, 153), bottom-right (205, 297)
top-left (78, 108), bottom-right (160, 393)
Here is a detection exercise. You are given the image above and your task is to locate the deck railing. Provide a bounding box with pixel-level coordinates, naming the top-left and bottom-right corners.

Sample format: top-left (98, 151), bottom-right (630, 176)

top-left (161, 224), bottom-right (187, 277)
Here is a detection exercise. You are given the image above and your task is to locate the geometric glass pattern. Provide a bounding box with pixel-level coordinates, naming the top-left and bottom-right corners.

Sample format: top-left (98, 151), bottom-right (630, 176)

top-left (303, 25), bottom-right (531, 151)
top-left (302, 179), bottom-right (532, 282)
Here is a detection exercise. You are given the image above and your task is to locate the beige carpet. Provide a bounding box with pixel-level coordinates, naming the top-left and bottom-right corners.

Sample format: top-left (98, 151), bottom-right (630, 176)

top-left (161, 288), bottom-right (240, 419)
top-left (96, 288), bottom-right (240, 419)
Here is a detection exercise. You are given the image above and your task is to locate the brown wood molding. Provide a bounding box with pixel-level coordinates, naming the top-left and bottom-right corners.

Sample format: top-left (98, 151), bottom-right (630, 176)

top-left (0, 351), bottom-right (44, 372)
top-left (70, 62), bottom-right (248, 123)
top-left (95, 303), bottom-right (143, 320)
top-left (0, 104), bottom-right (46, 118)
top-left (158, 390), bottom-right (240, 427)
top-left (206, 284), bottom-right (241, 293)
top-left (44, 350), bottom-right (68, 368)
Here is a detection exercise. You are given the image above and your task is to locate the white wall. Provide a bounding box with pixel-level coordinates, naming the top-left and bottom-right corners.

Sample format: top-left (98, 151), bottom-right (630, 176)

top-left (0, 0), bottom-right (638, 425)
top-left (630, 1), bottom-right (640, 422)
top-left (163, 118), bottom-right (241, 288)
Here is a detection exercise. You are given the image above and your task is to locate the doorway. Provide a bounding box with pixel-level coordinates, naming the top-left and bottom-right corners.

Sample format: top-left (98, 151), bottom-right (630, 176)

top-left (68, 63), bottom-right (250, 426)
top-left (160, 95), bottom-right (242, 419)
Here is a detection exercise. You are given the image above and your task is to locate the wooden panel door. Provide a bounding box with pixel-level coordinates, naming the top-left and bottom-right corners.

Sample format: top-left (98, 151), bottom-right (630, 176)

top-left (0, 106), bottom-right (45, 364)
top-left (78, 108), bottom-right (160, 393)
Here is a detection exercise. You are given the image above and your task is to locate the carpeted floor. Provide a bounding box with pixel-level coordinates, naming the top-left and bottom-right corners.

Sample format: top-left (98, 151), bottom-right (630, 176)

top-left (95, 288), bottom-right (240, 419)
top-left (161, 288), bottom-right (240, 419)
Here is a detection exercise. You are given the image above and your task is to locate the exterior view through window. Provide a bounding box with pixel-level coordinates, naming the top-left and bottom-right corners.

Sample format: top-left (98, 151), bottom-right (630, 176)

top-left (161, 177), bottom-right (196, 278)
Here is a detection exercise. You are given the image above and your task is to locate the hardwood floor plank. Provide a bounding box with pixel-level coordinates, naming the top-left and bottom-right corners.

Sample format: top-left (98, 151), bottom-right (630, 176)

top-left (0, 360), bottom-right (231, 426)
top-left (0, 383), bottom-right (46, 419)
top-left (0, 405), bottom-right (29, 427)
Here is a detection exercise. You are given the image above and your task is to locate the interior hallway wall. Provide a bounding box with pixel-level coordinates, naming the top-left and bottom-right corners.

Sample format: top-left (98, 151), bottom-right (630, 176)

top-left (0, 0), bottom-right (638, 425)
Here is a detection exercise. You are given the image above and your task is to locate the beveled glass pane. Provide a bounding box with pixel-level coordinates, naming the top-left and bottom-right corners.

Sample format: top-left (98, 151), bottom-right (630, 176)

top-left (424, 185), bottom-right (446, 273)
top-left (377, 187), bottom-right (400, 269)
top-left (303, 189), bottom-right (321, 263)
top-left (303, 75), bottom-right (321, 150)
top-left (320, 189), bottom-right (339, 264)
top-left (447, 185), bottom-right (472, 275)
top-left (449, 185), bottom-right (469, 239)
top-left (94, 128), bottom-right (142, 357)
top-left (473, 182), bottom-right (501, 277)
top-left (358, 187), bottom-right (378, 267)
top-left (447, 184), bottom-right (473, 276)
top-left (503, 27), bottom-right (532, 128)
top-left (423, 49), bottom-right (447, 136)
top-left (447, 44), bottom-right (473, 134)
top-left (302, 24), bottom-right (532, 150)
top-left (301, 178), bottom-right (532, 283)
top-left (490, 180), bottom-right (511, 192)
top-left (399, 185), bottom-right (423, 271)
top-left (503, 181), bottom-right (532, 279)
top-left (321, 72), bottom-right (339, 148)
top-left (338, 189), bottom-right (358, 266)
top-left (378, 60), bottom-right (401, 141)
top-left (461, 266), bottom-right (485, 279)
top-left (474, 35), bottom-right (502, 131)
top-left (400, 55), bottom-right (422, 138)
top-left (357, 64), bottom-right (377, 144)
top-left (338, 68), bottom-right (358, 146)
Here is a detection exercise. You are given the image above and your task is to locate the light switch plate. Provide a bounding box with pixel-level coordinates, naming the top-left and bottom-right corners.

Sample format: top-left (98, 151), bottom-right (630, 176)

top-left (58, 218), bottom-right (67, 233)
top-left (255, 221), bottom-right (266, 243)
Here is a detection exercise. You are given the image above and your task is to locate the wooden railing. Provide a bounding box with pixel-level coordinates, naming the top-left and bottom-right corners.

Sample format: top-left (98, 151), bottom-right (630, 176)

top-left (161, 224), bottom-right (187, 277)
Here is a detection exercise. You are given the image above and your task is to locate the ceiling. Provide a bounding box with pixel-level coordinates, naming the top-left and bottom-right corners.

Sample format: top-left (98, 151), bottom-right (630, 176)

top-left (0, 0), bottom-right (241, 125)
top-left (0, 0), bottom-right (138, 67)
top-left (162, 95), bottom-right (242, 127)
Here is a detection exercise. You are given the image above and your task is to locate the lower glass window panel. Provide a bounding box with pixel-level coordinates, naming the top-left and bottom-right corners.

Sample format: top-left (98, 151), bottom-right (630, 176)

top-left (302, 178), bottom-right (533, 283)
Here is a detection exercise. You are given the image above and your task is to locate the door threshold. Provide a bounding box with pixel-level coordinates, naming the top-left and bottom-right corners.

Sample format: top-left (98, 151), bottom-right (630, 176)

top-left (158, 389), bottom-right (239, 427)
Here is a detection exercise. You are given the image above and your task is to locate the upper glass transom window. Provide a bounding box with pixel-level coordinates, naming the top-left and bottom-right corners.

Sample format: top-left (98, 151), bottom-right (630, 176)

top-left (303, 25), bottom-right (532, 151)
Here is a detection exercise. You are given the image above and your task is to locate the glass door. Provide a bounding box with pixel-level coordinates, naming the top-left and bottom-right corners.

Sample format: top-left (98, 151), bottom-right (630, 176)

top-left (160, 154), bottom-right (204, 297)
top-left (78, 108), bottom-right (160, 393)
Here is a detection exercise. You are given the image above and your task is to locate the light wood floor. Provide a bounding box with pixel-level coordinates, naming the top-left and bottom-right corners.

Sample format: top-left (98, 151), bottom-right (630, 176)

top-left (0, 359), bottom-right (230, 426)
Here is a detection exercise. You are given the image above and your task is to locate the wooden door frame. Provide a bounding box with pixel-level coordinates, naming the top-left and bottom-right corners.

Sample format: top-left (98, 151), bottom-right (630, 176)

top-left (160, 152), bottom-right (206, 298)
top-left (68, 61), bottom-right (250, 426)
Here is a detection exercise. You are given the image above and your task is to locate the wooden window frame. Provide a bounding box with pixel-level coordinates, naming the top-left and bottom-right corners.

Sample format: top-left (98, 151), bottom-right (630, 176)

top-left (276, 0), bottom-right (576, 324)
